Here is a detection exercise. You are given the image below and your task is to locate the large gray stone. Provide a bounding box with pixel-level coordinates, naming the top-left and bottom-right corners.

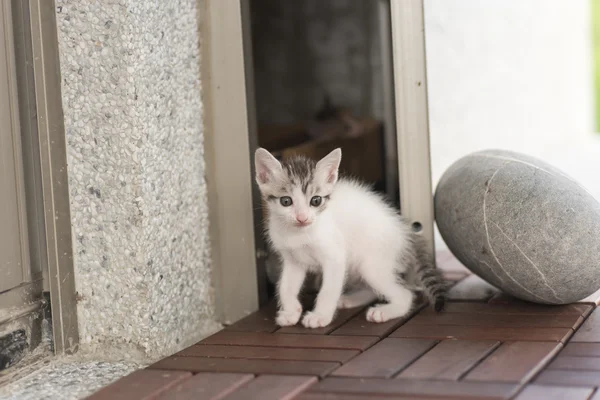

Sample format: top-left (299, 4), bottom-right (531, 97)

top-left (435, 149), bottom-right (600, 304)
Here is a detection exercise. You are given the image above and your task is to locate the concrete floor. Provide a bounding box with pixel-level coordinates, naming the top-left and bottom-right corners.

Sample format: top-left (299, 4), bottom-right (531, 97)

top-left (0, 359), bottom-right (140, 400)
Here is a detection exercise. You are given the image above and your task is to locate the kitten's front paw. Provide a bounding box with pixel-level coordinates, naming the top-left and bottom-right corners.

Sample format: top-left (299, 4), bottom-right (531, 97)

top-left (366, 303), bottom-right (411, 323)
top-left (276, 308), bottom-right (302, 326)
top-left (366, 307), bottom-right (387, 323)
top-left (301, 311), bottom-right (333, 328)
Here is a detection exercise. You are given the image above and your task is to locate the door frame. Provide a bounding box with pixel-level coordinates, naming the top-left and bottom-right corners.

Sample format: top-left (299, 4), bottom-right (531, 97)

top-left (202, 0), bottom-right (435, 323)
top-left (201, 0), bottom-right (260, 324)
top-left (10, 0), bottom-right (79, 355)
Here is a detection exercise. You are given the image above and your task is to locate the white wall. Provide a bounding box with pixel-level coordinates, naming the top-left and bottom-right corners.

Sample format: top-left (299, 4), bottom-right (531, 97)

top-left (424, 0), bottom-right (596, 249)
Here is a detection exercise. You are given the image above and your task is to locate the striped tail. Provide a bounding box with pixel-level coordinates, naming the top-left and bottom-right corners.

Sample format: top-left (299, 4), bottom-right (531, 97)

top-left (413, 234), bottom-right (448, 312)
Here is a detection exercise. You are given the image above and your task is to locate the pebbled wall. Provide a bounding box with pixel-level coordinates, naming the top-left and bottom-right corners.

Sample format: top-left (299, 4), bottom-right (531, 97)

top-left (55, 0), bottom-right (219, 360)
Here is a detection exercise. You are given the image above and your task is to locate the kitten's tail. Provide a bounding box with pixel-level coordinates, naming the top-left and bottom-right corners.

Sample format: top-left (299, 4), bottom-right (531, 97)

top-left (413, 234), bottom-right (448, 312)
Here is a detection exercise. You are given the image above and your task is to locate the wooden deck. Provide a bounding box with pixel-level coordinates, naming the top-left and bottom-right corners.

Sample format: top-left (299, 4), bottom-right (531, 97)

top-left (88, 252), bottom-right (600, 399)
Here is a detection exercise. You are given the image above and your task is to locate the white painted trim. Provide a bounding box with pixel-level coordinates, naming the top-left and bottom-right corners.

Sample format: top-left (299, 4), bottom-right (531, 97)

top-left (390, 0), bottom-right (435, 254)
top-left (202, 0), bottom-right (259, 324)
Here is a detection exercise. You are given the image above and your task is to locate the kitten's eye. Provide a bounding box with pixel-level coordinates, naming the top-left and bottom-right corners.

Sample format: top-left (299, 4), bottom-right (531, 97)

top-left (280, 196), bottom-right (293, 207)
top-left (310, 196), bottom-right (322, 207)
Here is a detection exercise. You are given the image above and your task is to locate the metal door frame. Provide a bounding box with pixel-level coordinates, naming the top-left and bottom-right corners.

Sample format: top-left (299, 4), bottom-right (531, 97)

top-left (7, 0), bottom-right (79, 356)
top-left (0, 0), bottom-right (39, 338)
top-left (390, 0), bottom-right (435, 254)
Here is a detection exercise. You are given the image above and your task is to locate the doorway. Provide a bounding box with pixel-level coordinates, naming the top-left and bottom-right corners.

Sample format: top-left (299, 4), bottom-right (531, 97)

top-left (202, 0), bottom-right (434, 325)
top-left (247, 0), bottom-right (400, 302)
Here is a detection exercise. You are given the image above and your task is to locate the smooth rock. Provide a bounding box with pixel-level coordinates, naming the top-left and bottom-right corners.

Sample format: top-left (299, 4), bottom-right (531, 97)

top-left (435, 149), bottom-right (600, 304)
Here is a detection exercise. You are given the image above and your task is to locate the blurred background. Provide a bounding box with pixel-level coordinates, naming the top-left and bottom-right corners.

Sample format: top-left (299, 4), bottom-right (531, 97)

top-left (249, 0), bottom-right (600, 251)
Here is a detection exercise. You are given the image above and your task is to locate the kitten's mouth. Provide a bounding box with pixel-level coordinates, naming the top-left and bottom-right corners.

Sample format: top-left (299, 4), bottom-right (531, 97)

top-left (294, 221), bottom-right (312, 227)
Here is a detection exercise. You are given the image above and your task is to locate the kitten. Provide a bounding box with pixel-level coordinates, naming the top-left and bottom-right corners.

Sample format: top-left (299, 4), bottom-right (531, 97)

top-left (254, 147), bottom-right (447, 328)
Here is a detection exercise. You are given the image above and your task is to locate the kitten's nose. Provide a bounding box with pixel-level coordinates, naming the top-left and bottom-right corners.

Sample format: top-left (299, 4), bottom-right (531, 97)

top-left (296, 215), bottom-right (308, 223)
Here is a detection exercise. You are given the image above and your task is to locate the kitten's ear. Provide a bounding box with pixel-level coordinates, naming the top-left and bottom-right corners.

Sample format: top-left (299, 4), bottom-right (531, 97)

top-left (255, 148), bottom-right (282, 185)
top-left (316, 148), bottom-right (342, 185)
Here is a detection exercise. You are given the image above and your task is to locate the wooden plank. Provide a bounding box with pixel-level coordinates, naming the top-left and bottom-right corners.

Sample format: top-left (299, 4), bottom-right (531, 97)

top-left (448, 275), bottom-right (500, 301)
top-left (410, 312), bottom-right (582, 328)
top-left (397, 339), bottom-right (499, 380)
top-left (295, 393), bottom-right (389, 400)
top-left (200, 331), bottom-right (378, 351)
top-left (489, 294), bottom-right (594, 316)
top-left (155, 373), bottom-right (254, 400)
top-left (535, 370), bottom-right (600, 386)
top-left (487, 293), bottom-right (523, 305)
top-left (176, 344), bottom-right (359, 363)
top-left (224, 301), bottom-right (278, 333)
top-left (465, 341), bottom-right (561, 383)
top-left (572, 308), bottom-right (600, 342)
top-left (429, 301), bottom-right (592, 316)
top-left (390, 323), bottom-right (573, 342)
top-left (331, 338), bottom-right (436, 378)
top-left (515, 384), bottom-right (594, 400)
top-left (87, 369), bottom-right (192, 400)
top-left (330, 304), bottom-right (424, 337)
top-left (276, 307), bottom-right (364, 335)
top-left (562, 343), bottom-right (600, 357)
top-left (148, 356), bottom-right (339, 378)
top-left (548, 356), bottom-right (600, 371)
top-left (221, 375), bottom-right (316, 400)
top-left (298, 393), bottom-right (460, 400)
top-left (309, 377), bottom-right (518, 399)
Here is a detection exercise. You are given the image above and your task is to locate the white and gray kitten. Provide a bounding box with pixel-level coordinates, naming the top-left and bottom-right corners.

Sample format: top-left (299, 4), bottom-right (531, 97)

top-left (255, 147), bottom-right (447, 328)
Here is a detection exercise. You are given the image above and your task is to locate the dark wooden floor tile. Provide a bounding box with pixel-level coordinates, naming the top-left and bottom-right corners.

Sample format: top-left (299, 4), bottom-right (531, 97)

top-left (87, 369), bottom-right (192, 400)
top-left (562, 343), bottom-right (600, 357)
top-left (464, 341), bottom-right (561, 383)
top-left (487, 293), bottom-right (523, 305)
top-left (331, 338), bottom-right (436, 378)
top-left (514, 384), bottom-right (595, 400)
top-left (154, 373), bottom-right (254, 400)
top-left (548, 356), bottom-right (600, 371)
top-left (295, 393), bottom-right (378, 400)
top-left (200, 331), bottom-right (378, 351)
top-left (148, 356), bottom-right (339, 378)
top-left (330, 304), bottom-right (424, 337)
top-left (390, 323), bottom-right (572, 342)
top-left (176, 344), bottom-right (359, 363)
top-left (224, 301), bottom-right (278, 333)
top-left (309, 377), bottom-right (518, 399)
top-left (572, 308), bottom-right (600, 342)
top-left (410, 311), bottom-right (582, 328)
top-left (488, 294), bottom-right (594, 316)
top-left (535, 370), bottom-right (600, 386)
top-left (276, 307), bottom-right (365, 335)
top-left (221, 375), bottom-right (316, 400)
top-left (448, 275), bottom-right (500, 302)
top-left (297, 393), bottom-right (460, 400)
top-left (397, 339), bottom-right (499, 380)
top-left (429, 301), bottom-right (592, 316)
